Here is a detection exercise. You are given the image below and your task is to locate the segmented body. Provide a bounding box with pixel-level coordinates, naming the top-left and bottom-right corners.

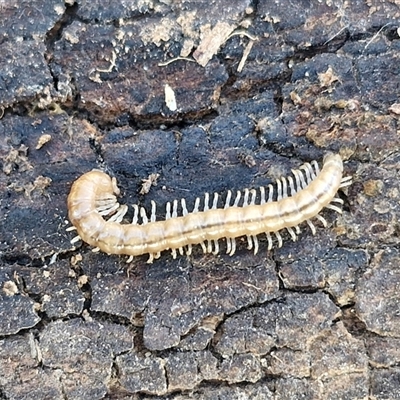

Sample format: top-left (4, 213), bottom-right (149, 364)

top-left (67, 153), bottom-right (352, 263)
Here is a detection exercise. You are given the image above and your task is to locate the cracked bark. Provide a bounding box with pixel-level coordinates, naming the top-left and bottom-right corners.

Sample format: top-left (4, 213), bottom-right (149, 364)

top-left (1, 0), bottom-right (400, 399)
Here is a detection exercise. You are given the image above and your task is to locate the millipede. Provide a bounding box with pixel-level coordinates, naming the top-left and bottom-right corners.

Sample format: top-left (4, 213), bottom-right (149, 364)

top-left (67, 153), bottom-right (352, 263)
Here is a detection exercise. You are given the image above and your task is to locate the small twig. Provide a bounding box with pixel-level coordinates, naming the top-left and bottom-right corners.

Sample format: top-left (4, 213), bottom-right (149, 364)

top-left (237, 39), bottom-right (255, 73)
top-left (323, 25), bottom-right (349, 45)
top-left (158, 56), bottom-right (196, 67)
top-left (227, 29), bottom-right (258, 41)
top-left (364, 22), bottom-right (394, 50)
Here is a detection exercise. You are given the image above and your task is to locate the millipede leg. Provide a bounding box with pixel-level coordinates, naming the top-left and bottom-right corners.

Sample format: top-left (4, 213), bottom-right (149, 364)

top-left (233, 191), bottom-right (241, 206)
top-left (95, 200), bottom-right (117, 212)
top-left (276, 179), bottom-right (283, 201)
top-left (300, 163), bottom-right (313, 183)
top-left (140, 207), bottom-right (149, 224)
top-left (70, 235), bottom-right (81, 244)
top-left (150, 200), bottom-right (157, 222)
top-left (260, 186), bottom-right (266, 204)
top-left (315, 214), bottom-right (328, 227)
top-left (200, 241), bottom-right (207, 253)
top-left (212, 193), bottom-right (219, 209)
top-left (311, 160), bottom-right (320, 175)
top-left (212, 240), bottom-right (219, 255)
top-left (292, 169), bottom-right (302, 192)
top-left (171, 248), bottom-right (177, 259)
top-left (95, 196), bottom-right (117, 207)
top-left (226, 237), bottom-right (232, 254)
top-left (165, 202), bottom-right (172, 219)
top-left (267, 184), bottom-right (274, 202)
top-left (340, 176), bottom-right (352, 188)
top-left (243, 189), bottom-right (250, 206)
top-left (172, 200), bottom-right (178, 218)
top-left (306, 219), bottom-right (317, 235)
top-left (310, 161), bottom-right (318, 179)
top-left (247, 235), bottom-right (253, 250)
top-left (286, 227), bottom-right (297, 242)
top-left (275, 231), bottom-right (283, 248)
top-left (331, 197), bottom-right (344, 204)
top-left (297, 169), bottom-right (307, 188)
top-left (292, 169), bottom-right (307, 190)
top-left (111, 177), bottom-right (120, 196)
top-left (98, 202), bottom-right (120, 216)
top-left (181, 199), bottom-right (188, 216)
top-left (249, 189), bottom-right (256, 205)
top-left (252, 235), bottom-right (259, 254)
top-left (178, 247), bottom-right (184, 255)
top-left (229, 238), bottom-right (237, 256)
top-left (287, 176), bottom-right (296, 196)
top-left (193, 197), bottom-right (200, 213)
top-left (224, 190), bottom-right (232, 209)
top-left (281, 177), bottom-right (288, 198)
top-left (203, 193), bottom-right (210, 211)
top-left (132, 205), bottom-right (139, 224)
top-left (147, 253), bottom-right (155, 263)
top-left (325, 204), bottom-right (343, 213)
top-left (126, 255), bottom-right (133, 263)
top-left (266, 232), bottom-right (273, 250)
top-left (186, 244), bottom-right (192, 256)
top-left (108, 204), bottom-right (128, 223)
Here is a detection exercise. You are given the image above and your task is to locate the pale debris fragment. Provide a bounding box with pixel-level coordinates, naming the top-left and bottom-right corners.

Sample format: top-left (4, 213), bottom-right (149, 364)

top-left (193, 22), bottom-right (236, 67)
top-left (164, 83), bottom-right (177, 111)
top-left (7, 175), bottom-right (52, 198)
top-left (318, 66), bottom-right (340, 88)
top-left (77, 275), bottom-right (89, 288)
top-left (36, 134), bottom-right (52, 149)
top-left (49, 253), bottom-right (57, 265)
top-left (290, 91), bottom-right (302, 105)
top-left (140, 173), bottom-right (160, 195)
top-left (70, 254), bottom-right (83, 266)
top-left (158, 56), bottom-right (195, 67)
top-left (54, 4), bottom-right (65, 15)
top-left (29, 332), bottom-right (42, 362)
top-left (2, 281), bottom-right (19, 296)
top-left (3, 144), bottom-right (32, 174)
top-left (96, 50), bottom-right (117, 73)
top-left (389, 103), bottom-right (400, 115)
top-left (31, 175), bottom-right (52, 195)
top-left (180, 38), bottom-right (195, 57)
top-left (237, 39), bottom-right (255, 72)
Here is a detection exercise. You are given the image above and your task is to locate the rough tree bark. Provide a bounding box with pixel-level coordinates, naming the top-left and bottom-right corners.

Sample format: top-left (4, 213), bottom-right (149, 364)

top-left (1, 0), bottom-right (400, 399)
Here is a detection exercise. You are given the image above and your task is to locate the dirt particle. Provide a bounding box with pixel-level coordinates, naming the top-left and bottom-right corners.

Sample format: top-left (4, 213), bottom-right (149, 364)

top-left (363, 179), bottom-right (383, 197)
top-left (36, 134), bottom-right (52, 150)
top-left (140, 173), bottom-right (160, 195)
top-left (2, 281), bottom-right (19, 296)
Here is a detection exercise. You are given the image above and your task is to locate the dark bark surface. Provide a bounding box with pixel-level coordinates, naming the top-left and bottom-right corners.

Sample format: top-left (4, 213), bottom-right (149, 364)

top-left (1, 0), bottom-right (400, 399)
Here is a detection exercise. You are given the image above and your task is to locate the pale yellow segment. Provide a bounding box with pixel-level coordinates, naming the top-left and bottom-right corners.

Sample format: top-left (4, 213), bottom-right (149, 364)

top-left (182, 213), bottom-right (207, 242)
top-left (161, 218), bottom-right (187, 249)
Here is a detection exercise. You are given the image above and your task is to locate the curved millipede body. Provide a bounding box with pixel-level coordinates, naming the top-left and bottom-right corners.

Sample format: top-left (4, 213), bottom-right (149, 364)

top-left (67, 153), bottom-right (352, 263)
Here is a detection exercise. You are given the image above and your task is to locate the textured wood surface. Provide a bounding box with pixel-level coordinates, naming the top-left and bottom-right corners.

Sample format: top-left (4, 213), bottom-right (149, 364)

top-left (1, 0), bottom-right (400, 398)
